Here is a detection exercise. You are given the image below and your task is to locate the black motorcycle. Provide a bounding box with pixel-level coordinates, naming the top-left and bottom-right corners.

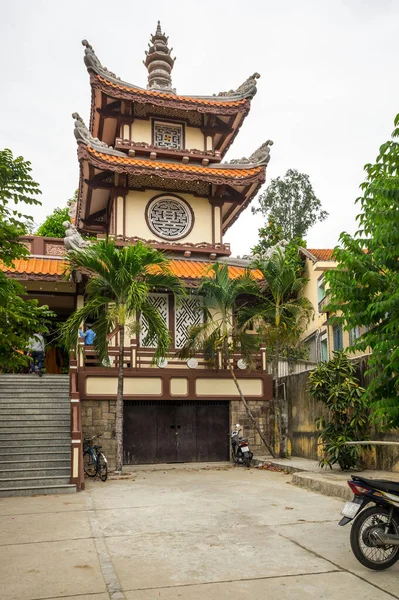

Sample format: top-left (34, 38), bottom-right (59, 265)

top-left (339, 475), bottom-right (399, 570)
top-left (230, 424), bottom-right (253, 467)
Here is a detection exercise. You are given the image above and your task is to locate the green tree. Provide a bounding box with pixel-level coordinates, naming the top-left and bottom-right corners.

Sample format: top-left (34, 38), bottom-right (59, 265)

top-left (0, 148), bottom-right (53, 369)
top-left (252, 169), bottom-right (328, 248)
top-left (63, 240), bottom-right (183, 472)
top-left (36, 206), bottom-right (70, 238)
top-left (308, 352), bottom-right (370, 470)
top-left (326, 114), bottom-right (399, 428)
top-left (248, 250), bottom-right (313, 457)
top-left (0, 148), bottom-right (41, 265)
top-left (178, 263), bottom-right (275, 457)
top-left (0, 275), bottom-right (54, 371)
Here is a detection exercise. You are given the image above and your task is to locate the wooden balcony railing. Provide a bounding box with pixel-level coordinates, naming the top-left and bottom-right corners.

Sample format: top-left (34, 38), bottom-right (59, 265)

top-left (318, 291), bottom-right (331, 314)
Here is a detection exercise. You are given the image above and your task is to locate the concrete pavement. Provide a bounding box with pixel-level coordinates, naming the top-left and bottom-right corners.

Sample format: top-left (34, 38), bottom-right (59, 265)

top-left (0, 464), bottom-right (397, 600)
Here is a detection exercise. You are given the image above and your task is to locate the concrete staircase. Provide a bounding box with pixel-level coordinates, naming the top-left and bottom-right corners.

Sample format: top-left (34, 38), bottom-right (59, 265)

top-left (0, 374), bottom-right (76, 497)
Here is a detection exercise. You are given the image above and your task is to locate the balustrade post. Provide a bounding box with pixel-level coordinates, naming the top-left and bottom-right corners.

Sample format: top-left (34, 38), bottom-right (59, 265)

top-left (260, 344), bottom-right (267, 371)
top-left (69, 354), bottom-right (85, 491)
top-left (130, 339), bottom-right (137, 369)
top-left (78, 338), bottom-right (85, 370)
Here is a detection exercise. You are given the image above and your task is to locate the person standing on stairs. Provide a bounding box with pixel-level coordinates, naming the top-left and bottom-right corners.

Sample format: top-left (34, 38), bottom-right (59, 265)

top-left (27, 332), bottom-right (45, 377)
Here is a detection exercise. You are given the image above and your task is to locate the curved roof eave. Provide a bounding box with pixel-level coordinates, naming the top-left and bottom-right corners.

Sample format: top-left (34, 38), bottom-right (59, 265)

top-left (82, 39), bottom-right (260, 106)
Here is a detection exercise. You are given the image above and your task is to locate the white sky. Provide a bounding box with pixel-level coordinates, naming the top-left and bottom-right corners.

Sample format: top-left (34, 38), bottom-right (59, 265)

top-left (1, 0), bottom-right (398, 256)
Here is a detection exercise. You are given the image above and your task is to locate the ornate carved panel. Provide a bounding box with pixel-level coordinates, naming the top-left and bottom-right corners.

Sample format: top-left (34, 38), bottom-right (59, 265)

top-left (175, 296), bottom-right (203, 349)
top-left (146, 195), bottom-right (194, 240)
top-left (153, 121), bottom-right (183, 150)
top-left (45, 243), bottom-right (66, 256)
top-left (139, 293), bottom-right (169, 348)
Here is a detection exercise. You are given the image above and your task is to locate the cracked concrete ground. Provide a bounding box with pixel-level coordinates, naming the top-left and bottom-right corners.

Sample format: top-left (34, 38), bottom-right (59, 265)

top-left (0, 464), bottom-right (398, 600)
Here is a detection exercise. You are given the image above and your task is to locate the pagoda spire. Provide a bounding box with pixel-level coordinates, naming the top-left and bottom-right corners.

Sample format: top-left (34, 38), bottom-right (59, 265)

top-left (144, 21), bottom-right (176, 93)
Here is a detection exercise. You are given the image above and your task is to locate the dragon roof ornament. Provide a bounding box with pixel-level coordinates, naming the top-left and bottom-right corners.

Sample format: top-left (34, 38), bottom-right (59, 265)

top-left (216, 73), bottom-right (260, 100)
top-left (81, 38), bottom-right (260, 102)
top-left (221, 140), bottom-right (274, 168)
top-left (72, 112), bottom-right (125, 157)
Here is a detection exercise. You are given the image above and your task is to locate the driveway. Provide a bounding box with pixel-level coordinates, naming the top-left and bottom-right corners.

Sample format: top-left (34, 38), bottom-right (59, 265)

top-left (0, 464), bottom-right (398, 600)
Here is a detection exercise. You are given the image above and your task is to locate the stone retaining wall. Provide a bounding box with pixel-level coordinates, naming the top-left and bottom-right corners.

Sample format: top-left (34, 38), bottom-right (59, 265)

top-left (81, 398), bottom-right (272, 469)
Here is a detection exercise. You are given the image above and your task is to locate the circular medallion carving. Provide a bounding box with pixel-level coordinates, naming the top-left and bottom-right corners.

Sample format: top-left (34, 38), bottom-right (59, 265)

top-left (146, 194), bottom-right (194, 241)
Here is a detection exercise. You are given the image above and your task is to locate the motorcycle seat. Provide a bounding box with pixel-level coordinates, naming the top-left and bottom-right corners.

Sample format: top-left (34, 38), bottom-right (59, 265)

top-left (352, 475), bottom-right (399, 494)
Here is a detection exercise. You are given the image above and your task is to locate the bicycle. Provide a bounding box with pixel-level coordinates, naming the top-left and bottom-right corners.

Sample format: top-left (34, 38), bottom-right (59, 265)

top-left (83, 434), bottom-right (108, 481)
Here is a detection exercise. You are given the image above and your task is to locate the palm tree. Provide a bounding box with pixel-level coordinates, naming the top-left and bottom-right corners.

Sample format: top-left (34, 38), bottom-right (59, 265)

top-left (63, 240), bottom-right (183, 472)
top-left (249, 250), bottom-right (313, 457)
top-left (178, 262), bottom-right (275, 457)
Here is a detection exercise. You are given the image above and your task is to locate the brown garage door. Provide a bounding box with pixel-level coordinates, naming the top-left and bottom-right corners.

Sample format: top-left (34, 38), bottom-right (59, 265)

top-left (123, 400), bottom-right (229, 465)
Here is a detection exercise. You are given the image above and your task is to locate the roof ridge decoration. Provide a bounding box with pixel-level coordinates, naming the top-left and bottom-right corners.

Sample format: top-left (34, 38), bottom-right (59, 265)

top-left (82, 40), bottom-right (123, 84)
top-left (72, 112), bottom-right (126, 157)
top-left (81, 38), bottom-right (259, 103)
top-left (144, 21), bottom-right (176, 93)
top-left (222, 140), bottom-right (274, 168)
top-left (216, 73), bottom-right (260, 100)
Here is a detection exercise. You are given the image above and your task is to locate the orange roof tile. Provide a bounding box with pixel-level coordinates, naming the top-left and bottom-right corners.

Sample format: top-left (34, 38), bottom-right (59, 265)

top-left (307, 249), bottom-right (335, 261)
top-left (1, 258), bottom-right (67, 277)
top-left (2, 257), bottom-right (261, 282)
top-left (168, 260), bottom-right (263, 281)
top-left (96, 75), bottom-right (248, 108)
top-left (87, 147), bottom-right (263, 180)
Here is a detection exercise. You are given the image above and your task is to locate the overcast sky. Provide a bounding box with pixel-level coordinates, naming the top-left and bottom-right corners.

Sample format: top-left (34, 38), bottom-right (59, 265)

top-left (1, 0), bottom-right (398, 255)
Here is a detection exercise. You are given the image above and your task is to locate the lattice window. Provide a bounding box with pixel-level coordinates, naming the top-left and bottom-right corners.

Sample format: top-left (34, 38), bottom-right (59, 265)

top-left (147, 196), bottom-right (193, 240)
top-left (153, 121), bottom-right (183, 150)
top-left (139, 293), bottom-right (169, 348)
top-left (175, 296), bottom-right (204, 349)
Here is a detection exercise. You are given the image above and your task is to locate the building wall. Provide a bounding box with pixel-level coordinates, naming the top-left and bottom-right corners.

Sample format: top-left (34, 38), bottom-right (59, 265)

top-left (120, 189), bottom-right (212, 243)
top-left (81, 397), bottom-right (272, 469)
top-left (127, 120), bottom-right (205, 151)
top-left (301, 256), bottom-right (369, 361)
top-left (284, 369), bottom-right (398, 472)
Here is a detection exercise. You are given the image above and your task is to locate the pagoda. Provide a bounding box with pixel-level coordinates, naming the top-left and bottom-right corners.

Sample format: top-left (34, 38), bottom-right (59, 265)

top-left (1, 23), bottom-right (274, 479)
top-left (72, 24), bottom-right (272, 261)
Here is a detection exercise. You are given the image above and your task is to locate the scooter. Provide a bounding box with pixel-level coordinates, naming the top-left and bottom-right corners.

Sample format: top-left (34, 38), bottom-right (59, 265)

top-left (230, 424), bottom-right (253, 467)
top-left (339, 475), bottom-right (399, 570)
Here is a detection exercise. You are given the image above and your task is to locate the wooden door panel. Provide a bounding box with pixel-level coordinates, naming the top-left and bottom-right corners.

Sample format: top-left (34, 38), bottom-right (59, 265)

top-left (156, 405), bottom-right (177, 463)
top-left (196, 403), bottom-right (230, 462)
top-left (175, 404), bottom-right (197, 462)
top-left (123, 403), bottom-right (157, 464)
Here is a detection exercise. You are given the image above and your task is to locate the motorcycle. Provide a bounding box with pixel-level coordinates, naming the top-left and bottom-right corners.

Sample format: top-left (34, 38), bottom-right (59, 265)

top-left (339, 474), bottom-right (399, 570)
top-left (230, 423), bottom-right (253, 467)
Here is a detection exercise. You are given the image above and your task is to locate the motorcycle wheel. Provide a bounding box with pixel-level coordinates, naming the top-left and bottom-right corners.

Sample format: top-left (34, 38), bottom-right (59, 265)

top-left (243, 454), bottom-right (252, 468)
top-left (232, 451), bottom-right (242, 464)
top-left (350, 505), bottom-right (399, 570)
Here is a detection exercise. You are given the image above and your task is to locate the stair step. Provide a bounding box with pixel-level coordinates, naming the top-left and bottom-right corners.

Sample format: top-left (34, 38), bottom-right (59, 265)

top-left (0, 466), bottom-right (70, 478)
top-left (0, 484), bottom-right (76, 497)
top-left (0, 458), bottom-right (70, 467)
top-left (0, 439), bottom-right (71, 448)
top-left (0, 403), bottom-right (70, 409)
top-left (0, 431), bottom-right (71, 440)
top-left (0, 475), bottom-right (71, 489)
top-left (0, 414), bottom-right (70, 422)
top-left (0, 427), bottom-right (70, 437)
top-left (0, 391), bottom-right (69, 394)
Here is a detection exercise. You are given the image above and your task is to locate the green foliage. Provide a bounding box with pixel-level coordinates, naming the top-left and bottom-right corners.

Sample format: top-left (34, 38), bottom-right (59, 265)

top-left (36, 206), bottom-right (70, 238)
top-left (0, 273), bottom-right (54, 371)
top-left (252, 169), bottom-right (328, 247)
top-left (326, 114), bottom-right (399, 428)
top-left (309, 352), bottom-right (370, 470)
top-left (0, 148), bottom-right (55, 369)
top-left (177, 263), bottom-right (261, 368)
top-left (0, 148), bottom-right (41, 266)
top-left (249, 250), bottom-right (313, 351)
top-left (62, 240), bottom-right (183, 362)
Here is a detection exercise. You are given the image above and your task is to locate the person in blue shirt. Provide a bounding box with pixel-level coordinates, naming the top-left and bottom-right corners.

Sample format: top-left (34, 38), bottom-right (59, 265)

top-left (79, 324), bottom-right (96, 345)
